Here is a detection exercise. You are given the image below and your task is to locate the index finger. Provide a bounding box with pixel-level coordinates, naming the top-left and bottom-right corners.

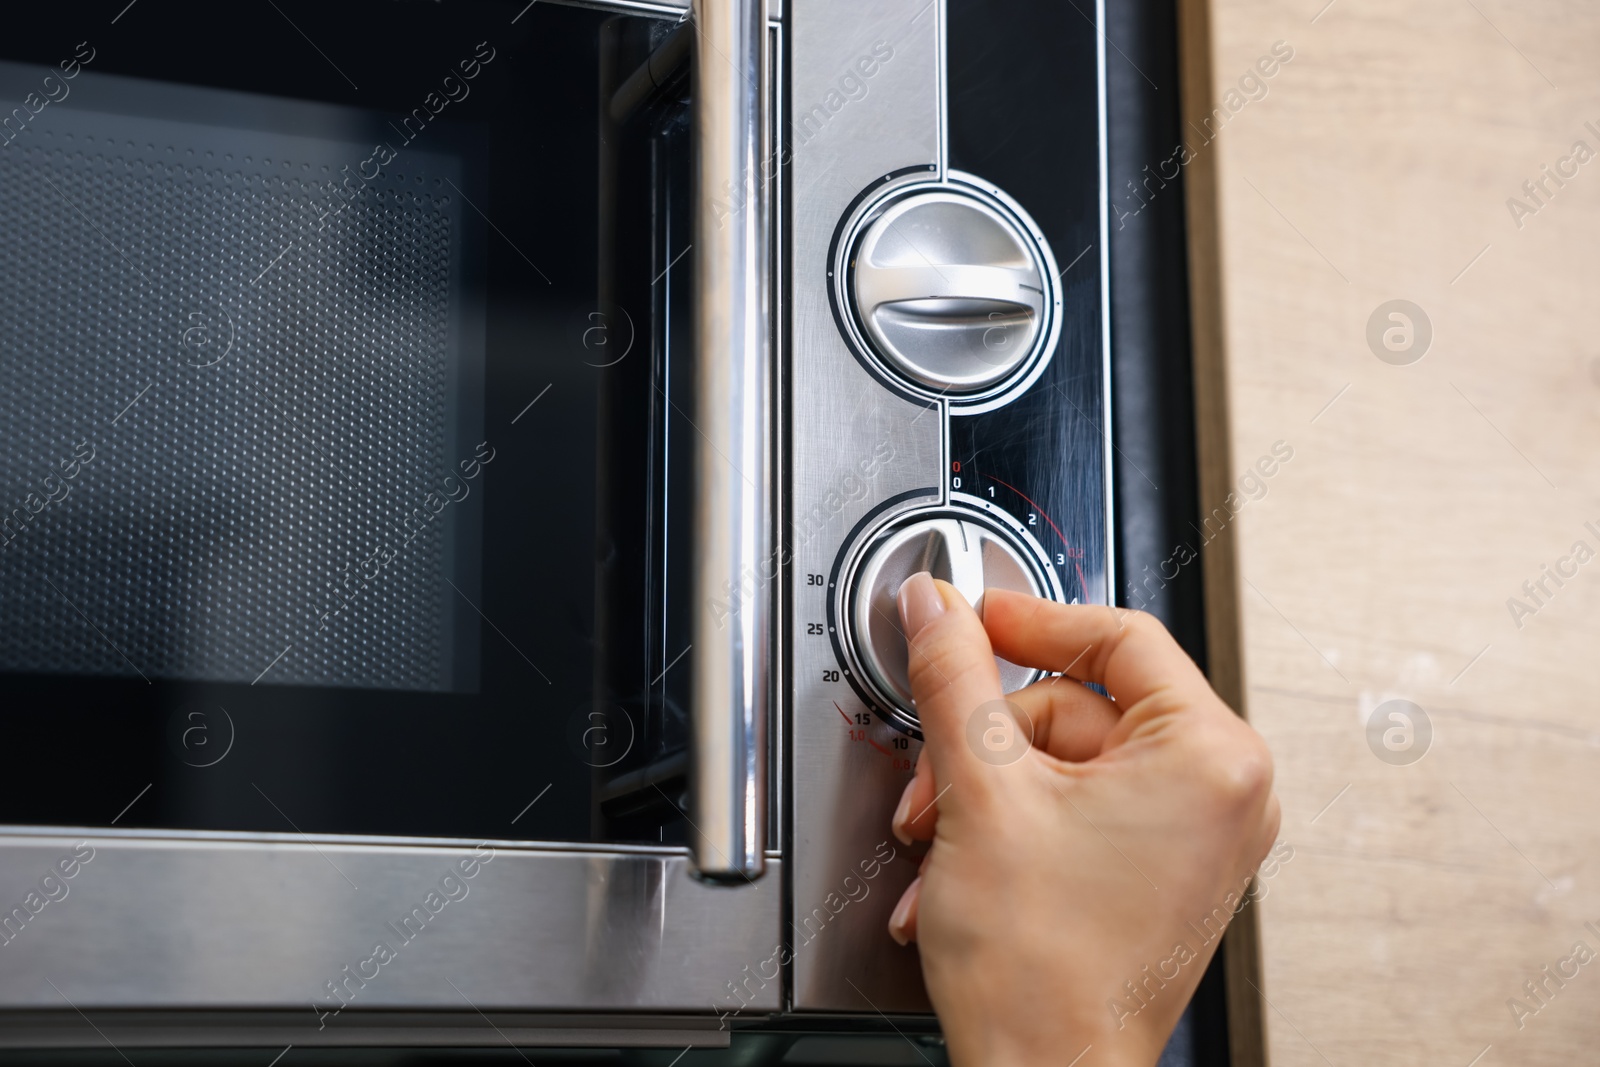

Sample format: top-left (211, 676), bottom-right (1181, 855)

top-left (980, 589), bottom-right (1212, 711)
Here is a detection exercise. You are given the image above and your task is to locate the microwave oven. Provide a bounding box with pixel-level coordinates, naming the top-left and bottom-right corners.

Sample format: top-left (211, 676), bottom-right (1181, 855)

top-left (0, 0), bottom-right (1220, 1061)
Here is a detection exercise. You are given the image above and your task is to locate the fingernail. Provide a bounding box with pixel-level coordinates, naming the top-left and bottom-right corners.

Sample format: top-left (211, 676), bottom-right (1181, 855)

top-left (888, 877), bottom-right (921, 946)
top-left (898, 571), bottom-right (945, 638)
top-left (891, 777), bottom-right (916, 846)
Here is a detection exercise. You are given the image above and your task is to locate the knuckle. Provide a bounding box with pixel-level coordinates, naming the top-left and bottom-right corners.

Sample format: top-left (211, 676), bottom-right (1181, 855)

top-left (1195, 726), bottom-right (1276, 808)
top-left (1120, 608), bottom-right (1171, 641)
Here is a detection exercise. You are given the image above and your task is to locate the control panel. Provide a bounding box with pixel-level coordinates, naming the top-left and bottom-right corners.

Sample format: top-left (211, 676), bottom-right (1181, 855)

top-left (787, 0), bottom-right (1108, 1016)
top-left (820, 173), bottom-right (1088, 734)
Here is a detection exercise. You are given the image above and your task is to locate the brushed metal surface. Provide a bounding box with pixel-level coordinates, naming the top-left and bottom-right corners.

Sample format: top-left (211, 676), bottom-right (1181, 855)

top-left (0, 833), bottom-right (781, 1014)
top-left (788, 0), bottom-right (945, 1014)
top-left (689, 0), bottom-right (771, 882)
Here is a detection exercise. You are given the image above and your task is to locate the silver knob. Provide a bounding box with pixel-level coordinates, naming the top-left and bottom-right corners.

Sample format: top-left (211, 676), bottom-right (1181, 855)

top-left (850, 190), bottom-right (1048, 394)
top-left (848, 513), bottom-right (1049, 720)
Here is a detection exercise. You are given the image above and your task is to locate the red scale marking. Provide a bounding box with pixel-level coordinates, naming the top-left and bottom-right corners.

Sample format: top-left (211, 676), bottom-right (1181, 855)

top-left (835, 700), bottom-right (897, 760)
top-left (981, 473), bottom-right (1091, 597)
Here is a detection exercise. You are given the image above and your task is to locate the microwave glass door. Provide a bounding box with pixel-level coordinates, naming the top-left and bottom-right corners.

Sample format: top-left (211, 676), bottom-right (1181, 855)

top-left (0, 1), bottom-right (698, 847)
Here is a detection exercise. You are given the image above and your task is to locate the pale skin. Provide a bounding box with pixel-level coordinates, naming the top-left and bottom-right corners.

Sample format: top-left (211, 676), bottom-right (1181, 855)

top-left (886, 572), bottom-right (1281, 1067)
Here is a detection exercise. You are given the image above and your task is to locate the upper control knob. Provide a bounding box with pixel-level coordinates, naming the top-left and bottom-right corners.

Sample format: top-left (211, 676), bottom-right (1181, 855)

top-left (845, 183), bottom-right (1058, 401)
top-left (843, 509), bottom-right (1056, 729)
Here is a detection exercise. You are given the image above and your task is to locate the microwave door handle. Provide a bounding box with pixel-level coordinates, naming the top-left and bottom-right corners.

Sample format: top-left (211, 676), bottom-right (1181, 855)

top-left (688, 0), bottom-right (770, 883)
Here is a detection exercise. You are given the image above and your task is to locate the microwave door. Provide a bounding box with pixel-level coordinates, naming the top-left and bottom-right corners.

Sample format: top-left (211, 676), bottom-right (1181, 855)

top-left (0, 0), bottom-right (778, 1030)
top-left (593, 18), bottom-right (697, 844)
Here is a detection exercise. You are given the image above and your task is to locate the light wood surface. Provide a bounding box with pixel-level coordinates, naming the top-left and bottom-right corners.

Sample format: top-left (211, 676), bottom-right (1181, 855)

top-left (1176, 1), bottom-right (1600, 1064)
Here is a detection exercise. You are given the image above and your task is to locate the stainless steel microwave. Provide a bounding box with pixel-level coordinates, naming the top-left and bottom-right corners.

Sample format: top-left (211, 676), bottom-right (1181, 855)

top-left (0, 0), bottom-right (1216, 1060)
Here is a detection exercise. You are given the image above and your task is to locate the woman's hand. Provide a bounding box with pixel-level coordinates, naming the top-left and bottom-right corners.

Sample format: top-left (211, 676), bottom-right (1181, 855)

top-left (887, 573), bottom-right (1281, 1067)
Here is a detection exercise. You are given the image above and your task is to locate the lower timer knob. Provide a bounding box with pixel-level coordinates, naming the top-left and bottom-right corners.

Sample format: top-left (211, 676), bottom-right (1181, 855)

top-left (841, 508), bottom-right (1058, 731)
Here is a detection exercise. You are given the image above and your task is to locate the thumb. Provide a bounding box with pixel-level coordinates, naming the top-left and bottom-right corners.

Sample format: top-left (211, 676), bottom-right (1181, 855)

top-left (897, 572), bottom-right (1007, 794)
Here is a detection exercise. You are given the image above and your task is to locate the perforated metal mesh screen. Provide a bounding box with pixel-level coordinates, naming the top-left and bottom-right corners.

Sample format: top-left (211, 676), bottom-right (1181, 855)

top-left (0, 66), bottom-right (482, 691)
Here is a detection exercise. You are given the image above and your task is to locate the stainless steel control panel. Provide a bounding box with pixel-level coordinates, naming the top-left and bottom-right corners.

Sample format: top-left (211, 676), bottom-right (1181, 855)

top-left (788, 0), bottom-right (1112, 1014)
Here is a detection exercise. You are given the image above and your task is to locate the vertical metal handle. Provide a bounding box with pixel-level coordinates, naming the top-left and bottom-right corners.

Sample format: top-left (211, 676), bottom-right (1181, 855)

top-left (688, 0), bottom-right (770, 882)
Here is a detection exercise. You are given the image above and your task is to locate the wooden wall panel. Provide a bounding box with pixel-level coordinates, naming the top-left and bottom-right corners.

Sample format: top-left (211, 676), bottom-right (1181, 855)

top-left (1177, 0), bottom-right (1600, 1063)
